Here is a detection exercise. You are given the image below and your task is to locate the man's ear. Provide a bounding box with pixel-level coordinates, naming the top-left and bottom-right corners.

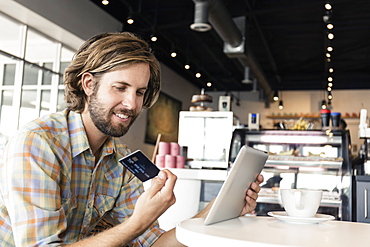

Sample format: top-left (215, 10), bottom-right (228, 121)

top-left (81, 72), bottom-right (95, 96)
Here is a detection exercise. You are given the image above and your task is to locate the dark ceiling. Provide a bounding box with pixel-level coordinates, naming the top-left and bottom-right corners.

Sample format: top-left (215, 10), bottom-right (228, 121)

top-left (91, 0), bottom-right (370, 100)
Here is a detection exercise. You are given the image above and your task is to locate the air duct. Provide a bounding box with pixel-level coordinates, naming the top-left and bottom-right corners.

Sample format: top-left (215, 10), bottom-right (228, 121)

top-left (190, 1), bottom-right (212, 32)
top-left (242, 66), bottom-right (252, 84)
top-left (191, 0), bottom-right (272, 101)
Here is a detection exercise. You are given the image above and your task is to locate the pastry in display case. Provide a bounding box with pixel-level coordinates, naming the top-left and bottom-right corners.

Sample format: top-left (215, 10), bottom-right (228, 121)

top-left (229, 129), bottom-right (353, 221)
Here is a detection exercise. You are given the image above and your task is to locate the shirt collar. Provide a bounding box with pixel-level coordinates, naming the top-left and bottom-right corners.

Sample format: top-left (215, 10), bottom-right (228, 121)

top-left (66, 110), bottom-right (119, 159)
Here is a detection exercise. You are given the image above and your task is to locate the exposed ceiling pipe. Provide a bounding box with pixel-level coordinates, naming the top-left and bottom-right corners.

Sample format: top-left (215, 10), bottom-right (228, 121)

top-left (190, 1), bottom-right (212, 32)
top-left (242, 66), bottom-right (252, 84)
top-left (191, 0), bottom-right (272, 102)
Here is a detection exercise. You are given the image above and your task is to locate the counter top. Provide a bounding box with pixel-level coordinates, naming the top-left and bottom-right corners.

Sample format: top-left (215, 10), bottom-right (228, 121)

top-left (176, 216), bottom-right (370, 247)
top-left (167, 168), bottom-right (229, 181)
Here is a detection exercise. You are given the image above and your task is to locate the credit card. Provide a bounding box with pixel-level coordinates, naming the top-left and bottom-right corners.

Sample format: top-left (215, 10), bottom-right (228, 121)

top-left (119, 150), bottom-right (160, 182)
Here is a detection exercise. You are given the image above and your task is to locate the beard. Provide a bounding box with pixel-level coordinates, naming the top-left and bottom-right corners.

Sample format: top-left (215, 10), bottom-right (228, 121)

top-left (88, 93), bottom-right (139, 137)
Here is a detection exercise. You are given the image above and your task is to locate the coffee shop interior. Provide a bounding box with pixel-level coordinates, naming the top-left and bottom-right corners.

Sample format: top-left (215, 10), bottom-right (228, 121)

top-left (2, 0), bottom-right (370, 232)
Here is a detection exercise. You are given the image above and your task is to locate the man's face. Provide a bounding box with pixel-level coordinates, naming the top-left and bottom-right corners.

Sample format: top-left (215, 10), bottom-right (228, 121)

top-left (88, 63), bottom-right (150, 137)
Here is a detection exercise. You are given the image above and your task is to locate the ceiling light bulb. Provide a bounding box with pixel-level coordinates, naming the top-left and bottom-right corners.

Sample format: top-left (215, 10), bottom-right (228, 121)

top-left (327, 86), bottom-right (332, 91)
top-left (184, 64), bottom-right (190, 70)
top-left (329, 68), bottom-right (334, 73)
top-left (325, 3), bottom-right (332, 10)
top-left (328, 94), bottom-right (333, 100)
top-left (321, 100), bottom-right (327, 109)
top-left (207, 81), bottom-right (212, 87)
top-left (278, 100), bottom-right (284, 110)
top-left (328, 77), bottom-right (333, 82)
top-left (327, 46), bottom-right (333, 52)
top-left (328, 82), bottom-right (333, 87)
top-left (195, 72), bottom-right (201, 78)
top-left (150, 35), bottom-right (158, 42)
top-left (273, 90), bottom-right (279, 101)
top-left (327, 23), bottom-right (334, 29)
top-left (328, 33), bottom-right (334, 39)
top-left (171, 51), bottom-right (177, 58)
top-left (102, 0), bottom-right (109, 5)
top-left (127, 18), bottom-right (134, 25)
top-left (326, 53), bottom-right (331, 58)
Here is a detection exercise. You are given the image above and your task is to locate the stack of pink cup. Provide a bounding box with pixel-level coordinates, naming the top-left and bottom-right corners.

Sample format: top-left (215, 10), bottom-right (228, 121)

top-left (156, 142), bottom-right (185, 169)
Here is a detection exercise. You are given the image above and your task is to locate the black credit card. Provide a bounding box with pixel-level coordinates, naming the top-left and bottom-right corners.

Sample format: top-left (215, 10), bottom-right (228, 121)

top-left (119, 150), bottom-right (160, 182)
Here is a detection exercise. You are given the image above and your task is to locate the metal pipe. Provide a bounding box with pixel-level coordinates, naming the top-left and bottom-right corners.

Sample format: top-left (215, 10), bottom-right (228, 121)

top-left (192, 0), bottom-right (242, 47)
top-left (190, 1), bottom-right (212, 32)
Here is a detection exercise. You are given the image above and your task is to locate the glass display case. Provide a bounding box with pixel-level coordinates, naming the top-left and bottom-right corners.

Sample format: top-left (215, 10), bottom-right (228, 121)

top-left (230, 129), bottom-right (353, 221)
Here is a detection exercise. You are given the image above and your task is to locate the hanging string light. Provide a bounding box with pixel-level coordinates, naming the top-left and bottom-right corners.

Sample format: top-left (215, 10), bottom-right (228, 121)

top-left (323, 1), bottom-right (334, 107)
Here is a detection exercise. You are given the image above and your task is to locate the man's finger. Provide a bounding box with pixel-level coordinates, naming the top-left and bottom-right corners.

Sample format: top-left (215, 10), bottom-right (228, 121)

top-left (146, 171), bottom-right (167, 196)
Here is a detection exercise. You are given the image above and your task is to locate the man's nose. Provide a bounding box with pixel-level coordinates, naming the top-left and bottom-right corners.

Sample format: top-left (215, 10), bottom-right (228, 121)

top-left (121, 92), bottom-right (137, 110)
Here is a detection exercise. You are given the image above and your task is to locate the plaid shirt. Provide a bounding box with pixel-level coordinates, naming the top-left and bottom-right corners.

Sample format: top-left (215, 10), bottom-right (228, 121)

top-left (0, 110), bottom-right (164, 246)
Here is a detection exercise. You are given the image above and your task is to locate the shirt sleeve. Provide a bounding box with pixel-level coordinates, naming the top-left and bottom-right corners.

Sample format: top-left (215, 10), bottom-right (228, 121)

top-left (0, 131), bottom-right (67, 246)
top-left (110, 176), bottom-right (165, 247)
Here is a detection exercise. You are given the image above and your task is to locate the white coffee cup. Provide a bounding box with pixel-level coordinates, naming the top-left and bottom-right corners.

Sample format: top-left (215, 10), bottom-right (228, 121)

top-left (280, 189), bottom-right (323, 218)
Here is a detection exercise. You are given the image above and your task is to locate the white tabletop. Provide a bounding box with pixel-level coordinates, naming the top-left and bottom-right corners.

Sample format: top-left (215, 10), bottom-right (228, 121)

top-left (176, 215), bottom-right (370, 247)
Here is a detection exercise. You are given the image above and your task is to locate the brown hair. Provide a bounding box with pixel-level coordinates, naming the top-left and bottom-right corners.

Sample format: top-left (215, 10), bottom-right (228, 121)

top-left (64, 32), bottom-right (160, 112)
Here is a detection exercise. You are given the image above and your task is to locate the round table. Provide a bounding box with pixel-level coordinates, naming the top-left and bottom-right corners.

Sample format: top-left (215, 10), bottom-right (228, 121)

top-left (176, 215), bottom-right (370, 247)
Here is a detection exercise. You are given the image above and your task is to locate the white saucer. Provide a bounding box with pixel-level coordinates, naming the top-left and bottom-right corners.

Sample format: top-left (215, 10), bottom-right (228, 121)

top-left (267, 211), bottom-right (335, 224)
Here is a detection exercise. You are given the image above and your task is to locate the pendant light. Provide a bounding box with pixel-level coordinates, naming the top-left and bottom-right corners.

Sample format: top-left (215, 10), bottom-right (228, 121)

top-left (273, 90), bottom-right (279, 101)
top-left (278, 100), bottom-right (284, 110)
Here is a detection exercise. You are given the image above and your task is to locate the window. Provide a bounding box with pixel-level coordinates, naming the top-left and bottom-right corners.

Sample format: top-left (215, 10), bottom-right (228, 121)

top-left (0, 12), bottom-right (75, 154)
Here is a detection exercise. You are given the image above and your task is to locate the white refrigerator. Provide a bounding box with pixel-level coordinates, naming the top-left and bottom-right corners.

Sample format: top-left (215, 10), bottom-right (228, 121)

top-left (178, 111), bottom-right (236, 169)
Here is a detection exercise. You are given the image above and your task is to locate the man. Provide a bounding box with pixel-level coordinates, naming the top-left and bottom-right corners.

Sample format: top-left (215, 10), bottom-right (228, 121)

top-left (0, 32), bottom-right (263, 246)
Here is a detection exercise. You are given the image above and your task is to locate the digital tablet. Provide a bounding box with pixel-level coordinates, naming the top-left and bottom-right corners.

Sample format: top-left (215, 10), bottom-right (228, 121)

top-left (204, 146), bottom-right (268, 225)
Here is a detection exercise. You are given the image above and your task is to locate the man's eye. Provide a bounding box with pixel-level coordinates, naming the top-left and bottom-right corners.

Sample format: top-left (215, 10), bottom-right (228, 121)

top-left (137, 91), bottom-right (146, 96)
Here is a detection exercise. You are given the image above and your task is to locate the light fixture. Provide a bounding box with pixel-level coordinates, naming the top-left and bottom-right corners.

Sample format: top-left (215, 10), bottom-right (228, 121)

top-left (278, 100), bottom-right (284, 110)
top-left (206, 81), bottom-right (212, 87)
top-left (184, 64), bottom-right (190, 70)
top-left (170, 44), bottom-right (177, 58)
top-left (323, 1), bottom-right (334, 107)
top-left (150, 34), bottom-right (158, 42)
top-left (195, 72), bottom-right (201, 78)
top-left (328, 91), bottom-right (333, 100)
top-left (127, 16), bottom-right (134, 25)
top-left (328, 99), bottom-right (332, 107)
top-left (102, 0), bottom-right (109, 5)
top-left (273, 90), bottom-right (279, 101)
top-left (321, 100), bottom-right (327, 109)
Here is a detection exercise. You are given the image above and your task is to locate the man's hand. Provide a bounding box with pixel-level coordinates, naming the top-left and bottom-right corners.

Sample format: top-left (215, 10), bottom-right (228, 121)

top-left (240, 174), bottom-right (264, 215)
top-left (131, 169), bottom-right (177, 228)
